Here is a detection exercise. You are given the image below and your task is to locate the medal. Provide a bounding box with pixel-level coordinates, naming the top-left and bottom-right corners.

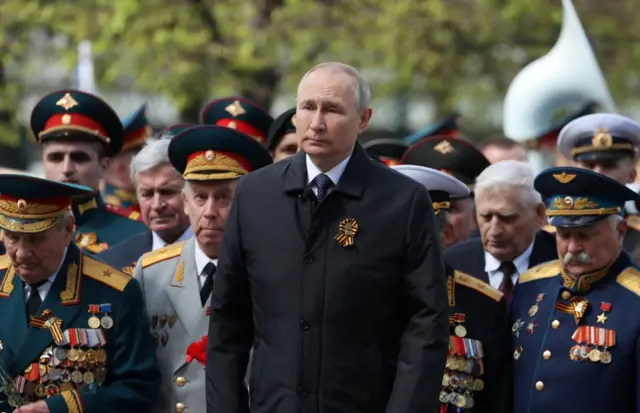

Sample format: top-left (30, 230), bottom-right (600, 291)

top-left (168, 313), bottom-right (178, 328)
top-left (35, 384), bottom-right (47, 398)
top-left (88, 304), bottom-right (101, 328)
top-left (71, 370), bottom-right (84, 384)
top-left (38, 364), bottom-right (48, 377)
top-left (95, 348), bottom-right (107, 363)
top-left (526, 320), bottom-right (538, 335)
top-left (159, 314), bottom-right (168, 328)
top-left (76, 349), bottom-right (86, 363)
top-left (85, 349), bottom-right (97, 364)
top-left (441, 373), bottom-right (449, 387)
top-left (161, 330), bottom-right (169, 347)
top-left (465, 394), bottom-right (475, 409)
top-left (512, 319), bottom-right (524, 337)
top-left (528, 293), bottom-right (545, 317)
top-left (59, 370), bottom-right (71, 383)
top-left (67, 348), bottom-right (79, 362)
top-left (46, 384), bottom-right (60, 396)
top-left (588, 348), bottom-right (601, 362)
top-left (452, 313), bottom-right (467, 337)
top-left (94, 366), bottom-right (107, 384)
top-left (150, 313), bottom-right (159, 329)
top-left (473, 378), bottom-right (485, 391)
top-left (599, 349), bottom-right (612, 364)
top-left (54, 347), bottom-right (68, 361)
top-left (597, 302), bottom-right (612, 324)
top-left (513, 345), bottom-right (523, 360)
top-left (83, 371), bottom-right (95, 384)
top-left (99, 304), bottom-right (114, 329)
top-left (454, 394), bottom-right (467, 408)
top-left (438, 390), bottom-right (450, 403)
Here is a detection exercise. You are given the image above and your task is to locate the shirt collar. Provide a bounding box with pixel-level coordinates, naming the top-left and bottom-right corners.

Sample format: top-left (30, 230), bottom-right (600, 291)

top-left (151, 227), bottom-right (194, 251)
top-left (484, 240), bottom-right (535, 275)
top-left (305, 154), bottom-right (351, 186)
top-left (194, 240), bottom-right (218, 276)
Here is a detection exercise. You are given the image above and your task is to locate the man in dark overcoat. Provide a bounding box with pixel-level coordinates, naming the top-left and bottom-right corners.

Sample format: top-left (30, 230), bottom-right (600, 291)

top-left (206, 62), bottom-right (450, 413)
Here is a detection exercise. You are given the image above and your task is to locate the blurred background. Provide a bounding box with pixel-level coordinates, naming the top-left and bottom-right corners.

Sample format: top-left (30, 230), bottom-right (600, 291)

top-left (1, 0), bottom-right (639, 173)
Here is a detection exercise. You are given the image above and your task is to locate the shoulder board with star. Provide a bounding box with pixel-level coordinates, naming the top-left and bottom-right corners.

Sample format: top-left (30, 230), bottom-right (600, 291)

top-left (542, 224), bottom-right (556, 234)
top-left (141, 241), bottom-right (185, 268)
top-left (626, 215), bottom-right (640, 232)
top-left (454, 270), bottom-right (503, 302)
top-left (82, 255), bottom-right (131, 292)
top-left (616, 266), bottom-right (640, 296)
top-left (0, 254), bottom-right (10, 271)
top-left (104, 204), bottom-right (143, 222)
top-left (518, 260), bottom-right (560, 284)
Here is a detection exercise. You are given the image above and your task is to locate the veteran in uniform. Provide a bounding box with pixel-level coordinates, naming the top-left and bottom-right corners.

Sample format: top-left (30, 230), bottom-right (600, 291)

top-left (102, 103), bottom-right (153, 211)
top-left (511, 166), bottom-right (640, 413)
top-left (131, 125), bottom-right (272, 413)
top-left (362, 138), bottom-right (408, 167)
top-left (201, 97), bottom-right (273, 146)
top-left (30, 90), bottom-right (147, 254)
top-left (401, 136), bottom-right (491, 244)
top-left (267, 108), bottom-right (298, 162)
top-left (0, 174), bottom-right (158, 413)
top-left (393, 165), bottom-right (512, 413)
top-left (557, 113), bottom-right (640, 253)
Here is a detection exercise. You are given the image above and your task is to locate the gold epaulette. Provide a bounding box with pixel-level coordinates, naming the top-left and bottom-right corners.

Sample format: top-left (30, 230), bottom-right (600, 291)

top-left (454, 270), bottom-right (503, 302)
top-left (616, 266), bottom-right (640, 296)
top-left (82, 255), bottom-right (130, 292)
top-left (519, 260), bottom-right (560, 284)
top-left (0, 254), bottom-right (10, 271)
top-left (626, 215), bottom-right (640, 232)
top-left (542, 224), bottom-right (556, 234)
top-left (141, 241), bottom-right (185, 268)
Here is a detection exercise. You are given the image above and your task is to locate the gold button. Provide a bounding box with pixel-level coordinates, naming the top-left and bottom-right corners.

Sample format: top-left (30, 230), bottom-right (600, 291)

top-left (551, 320), bottom-right (560, 329)
top-left (175, 376), bottom-right (186, 387)
top-left (176, 402), bottom-right (185, 413)
top-left (542, 350), bottom-right (551, 360)
top-left (561, 291), bottom-right (571, 300)
top-left (535, 381), bottom-right (544, 391)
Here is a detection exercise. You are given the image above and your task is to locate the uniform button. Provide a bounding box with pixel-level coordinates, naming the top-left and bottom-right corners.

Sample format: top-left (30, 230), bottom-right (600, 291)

top-left (561, 291), bottom-right (571, 300)
top-left (176, 402), bottom-right (185, 413)
top-left (551, 320), bottom-right (560, 329)
top-left (303, 254), bottom-right (314, 264)
top-left (542, 350), bottom-right (551, 360)
top-left (175, 376), bottom-right (186, 387)
top-left (299, 320), bottom-right (310, 330)
top-left (535, 381), bottom-right (544, 391)
top-left (297, 387), bottom-right (308, 397)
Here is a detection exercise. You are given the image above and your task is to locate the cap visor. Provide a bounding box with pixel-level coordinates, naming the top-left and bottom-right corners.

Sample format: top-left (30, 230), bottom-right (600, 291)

top-left (548, 215), bottom-right (609, 228)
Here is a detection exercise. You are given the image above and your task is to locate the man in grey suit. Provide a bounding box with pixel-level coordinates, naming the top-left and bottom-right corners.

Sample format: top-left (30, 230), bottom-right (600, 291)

top-left (131, 125), bottom-right (272, 413)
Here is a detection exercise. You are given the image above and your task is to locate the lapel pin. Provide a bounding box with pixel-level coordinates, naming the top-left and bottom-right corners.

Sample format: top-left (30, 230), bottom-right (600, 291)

top-left (168, 313), bottom-right (178, 328)
top-left (335, 218), bottom-right (359, 248)
top-left (159, 314), bottom-right (168, 328)
top-left (151, 313), bottom-right (159, 329)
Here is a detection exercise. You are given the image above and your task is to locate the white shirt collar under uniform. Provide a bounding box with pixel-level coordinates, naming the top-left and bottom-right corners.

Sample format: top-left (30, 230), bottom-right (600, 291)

top-left (484, 241), bottom-right (534, 290)
top-left (194, 241), bottom-right (218, 288)
top-left (305, 154), bottom-right (351, 191)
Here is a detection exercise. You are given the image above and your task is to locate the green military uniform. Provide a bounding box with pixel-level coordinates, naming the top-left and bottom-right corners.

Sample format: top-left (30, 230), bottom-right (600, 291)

top-left (30, 90), bottom-right (147, 253)
top-left (132, 125), bottom-right (272, 412)
top-left (201, 96), bottom-right (273, 146)
top-left (103, 103), bottom-right (152, 210)
top-left (0, 174), bottom-right (159, 413)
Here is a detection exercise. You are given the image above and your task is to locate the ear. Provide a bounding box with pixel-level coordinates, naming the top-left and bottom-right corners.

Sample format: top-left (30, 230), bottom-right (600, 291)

top-left (534, 203), bottom-right (547, 228)
top-left (616, 218), bottom-right (627, 244)
top-left (441, 220), bottom-right (455, 249)
top-left (357, 108), bottom-right (373, 134)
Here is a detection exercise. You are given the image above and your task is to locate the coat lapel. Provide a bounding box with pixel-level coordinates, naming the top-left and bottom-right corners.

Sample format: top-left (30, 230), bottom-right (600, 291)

top-left (165, 238), bottom-right (205, 338)
top-left (9, 247), bottom-right (84, 375)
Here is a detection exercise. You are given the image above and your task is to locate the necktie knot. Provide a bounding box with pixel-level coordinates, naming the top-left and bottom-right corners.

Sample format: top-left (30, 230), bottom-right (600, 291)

top-left (203, 262), bottom-right (216, 277)
top-left (312, 173), bottom-right (334, 203)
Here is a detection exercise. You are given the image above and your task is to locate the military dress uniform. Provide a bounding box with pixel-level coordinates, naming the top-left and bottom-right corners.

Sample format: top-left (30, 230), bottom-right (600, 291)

top-left (201, 97), bottom-right (273, 146)
top-left (511, 167), bottom-right (640, 413)
top-left (0, 175), bottom-right (159, 413)
top-left (132, 125), bottom-right (272, 413)
top-left (30, 90), bottom-right (147, 253)
top-left (392, 165), bottom-right (512, 413)
top-left (362, 138), bottom-right (409, 166)
top-left (556, 113), bottom-right (640, 252)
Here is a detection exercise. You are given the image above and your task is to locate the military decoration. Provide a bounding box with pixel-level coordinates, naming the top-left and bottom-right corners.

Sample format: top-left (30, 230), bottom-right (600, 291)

top-left (99, 304), bottom-right (114, 329)
top-left (452, 313), bottom-right (467, 338)
top-left (513, 345), bottom-right (523, 361)
top-left (88, 305), bottom-right (101, 329)
top-left (335, 218), bottom-right (359, 248)
top-left (439, 336), bottom-right (485, 411)
top-left (597, 302), bottom-right (611, 324)
top-left (186, 336), bottom-right (208, 366)
top-left (528, 293), bottom-right (545, 317)
top-left (29, 310), bottom-right (64, 345)
top-left (511, 319), bottom-right (525, 337)
top-left (570, 326), bottom-right (615, 364)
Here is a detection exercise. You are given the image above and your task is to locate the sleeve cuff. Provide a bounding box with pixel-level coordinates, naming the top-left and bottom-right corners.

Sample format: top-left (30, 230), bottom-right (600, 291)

top-left (45, 390), bottom-right (84, 413)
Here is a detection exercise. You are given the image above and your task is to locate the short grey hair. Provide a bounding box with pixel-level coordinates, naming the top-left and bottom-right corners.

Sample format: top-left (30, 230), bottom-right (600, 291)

top-left (298, 62), bottom-right (372, 111)
top-left (474, 160), bottom-right (542, 207)
top-left (129, 138), bottom-right (172, 189)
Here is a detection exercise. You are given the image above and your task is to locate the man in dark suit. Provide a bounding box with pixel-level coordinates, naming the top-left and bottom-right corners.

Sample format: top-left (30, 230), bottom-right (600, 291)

top-left (207, 62), bottom-right (449, 413)
top-left (98, 128), bottom-right (193, 273)
top-left (444, 160), bottom-right (557, 301)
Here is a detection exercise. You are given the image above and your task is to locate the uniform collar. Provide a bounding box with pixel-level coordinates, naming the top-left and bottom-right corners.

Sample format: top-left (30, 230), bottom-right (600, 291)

top-left (560, 252), bottom-right (629, 293)
top-left (194, 240), bottom-right (218, 276)
top-left (72, 193), bottom-right (103, 217)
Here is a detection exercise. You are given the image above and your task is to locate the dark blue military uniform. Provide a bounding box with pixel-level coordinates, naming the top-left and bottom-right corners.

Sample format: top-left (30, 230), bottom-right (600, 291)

top-left (511, 167), bottom-right (640, 413)
top-left (363, 138), bottom-right (408, 166)
top-left (201, 96), bottom-right (273, 146)
top-left (391, 164), bottom-right (512, 413)
top-left (30, 90), bottom-right (147, 252)
top-left (103, 104), bottom-right (151, 210)
top-left (0, 175), bottom-right (159, 413)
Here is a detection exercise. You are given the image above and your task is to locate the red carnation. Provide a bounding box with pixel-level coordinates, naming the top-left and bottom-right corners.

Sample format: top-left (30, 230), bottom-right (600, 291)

top-left (185, 335), bottom-right (208, 365)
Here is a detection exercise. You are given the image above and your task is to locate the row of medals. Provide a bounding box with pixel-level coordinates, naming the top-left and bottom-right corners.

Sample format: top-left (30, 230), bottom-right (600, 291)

top-left (22, 346), bottom-right (107, 400)
top-left (438, 355), bottom-right (484, 410)
top-left (569, 344), bottom-right (612, 364)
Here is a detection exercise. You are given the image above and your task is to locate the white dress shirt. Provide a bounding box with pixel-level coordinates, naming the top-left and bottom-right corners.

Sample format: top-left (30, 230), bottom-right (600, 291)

top-left (305, 154), bottom-right (351, 195)
top-left (151, 227), bottom-right (194, 251)
top-left (23, 248), bottom-right (67, 302)
top-left (484, 241), bottom-right (535, 290)
top-left (194, 242), bottom-right (218, 289)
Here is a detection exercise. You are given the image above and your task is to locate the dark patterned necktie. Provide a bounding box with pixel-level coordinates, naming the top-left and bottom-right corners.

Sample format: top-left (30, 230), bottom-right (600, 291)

top-left (26, 280), bottom-right (47, 320)
top-left (312, 173), bottom-right (334, 203)
top-left (200, 262), bottom-right (216, 306)
top-left (499, 261), bottom-right (516, 303)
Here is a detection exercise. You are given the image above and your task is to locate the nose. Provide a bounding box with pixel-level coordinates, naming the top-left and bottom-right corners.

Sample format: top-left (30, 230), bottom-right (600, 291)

top-left (202, 197), bottom-right (219, 219)
top-left (151, 193), bottom-right (165, 209)
top-left (309, 110), bottom-right (325, 132)
top-left (61, 155), bottom-right (75, 175)
top-left (487, 217), bottom-right (504, 236)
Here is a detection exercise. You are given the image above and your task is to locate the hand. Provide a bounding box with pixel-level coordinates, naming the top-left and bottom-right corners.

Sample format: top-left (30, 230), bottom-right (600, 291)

top-left (12, 400), bottom-right (50, 413)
